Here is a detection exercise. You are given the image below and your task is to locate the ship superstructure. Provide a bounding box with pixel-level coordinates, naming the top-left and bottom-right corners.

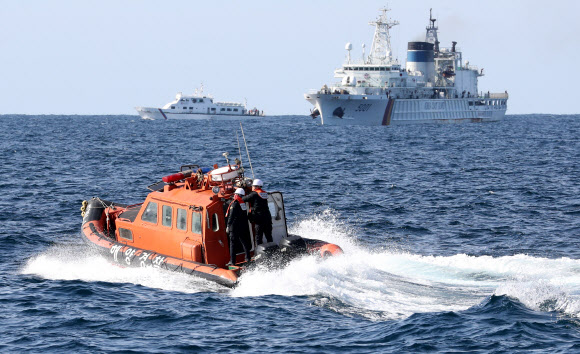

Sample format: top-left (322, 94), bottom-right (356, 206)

top-left (305, 8), bottom-right (508, 125)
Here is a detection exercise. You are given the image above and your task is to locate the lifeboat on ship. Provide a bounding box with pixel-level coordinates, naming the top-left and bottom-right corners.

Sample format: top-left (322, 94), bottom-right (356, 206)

top-left (80, 158), bottom-right (343, 288)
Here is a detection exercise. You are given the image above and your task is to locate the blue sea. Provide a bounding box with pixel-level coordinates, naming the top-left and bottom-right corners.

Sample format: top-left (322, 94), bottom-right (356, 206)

top-left (1, 114), bottom-right (580, 352)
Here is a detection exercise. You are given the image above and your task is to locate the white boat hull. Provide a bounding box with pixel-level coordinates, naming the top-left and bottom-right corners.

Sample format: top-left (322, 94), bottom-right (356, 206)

top-left (305, 94), bottom-right (507, 126)
top-left (135, 107), bottom-right (264, 120)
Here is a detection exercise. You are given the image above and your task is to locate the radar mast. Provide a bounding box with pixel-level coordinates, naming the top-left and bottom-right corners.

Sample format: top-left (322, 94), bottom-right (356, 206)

top-left (367, 7), bottom-right (399, 65)
top-left (425, 8), bottom-right (439, 52)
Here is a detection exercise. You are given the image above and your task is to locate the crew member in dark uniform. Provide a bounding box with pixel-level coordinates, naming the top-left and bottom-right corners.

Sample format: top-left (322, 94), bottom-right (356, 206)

top-left (243, 179), bottom-right (273, 245)
top-left (226, 188), bottom-right (252, 266)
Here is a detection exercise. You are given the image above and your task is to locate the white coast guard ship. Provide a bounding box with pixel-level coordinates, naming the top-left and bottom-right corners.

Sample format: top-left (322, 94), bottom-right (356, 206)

top-left (305, 8), bottom-right (508, 126)
top-left (136, 85), bottom-right (264, 120)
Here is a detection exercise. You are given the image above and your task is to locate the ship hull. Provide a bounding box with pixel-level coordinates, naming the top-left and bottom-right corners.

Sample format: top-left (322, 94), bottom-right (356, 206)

top-left (305, 94), bottom-right (507, 126)
top-left (135, 107), bottom-right (264, 120)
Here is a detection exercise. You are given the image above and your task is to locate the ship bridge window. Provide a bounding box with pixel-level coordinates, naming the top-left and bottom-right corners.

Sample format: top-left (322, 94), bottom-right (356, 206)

top-left (191, 211), bottom-right (202, 234)
top-left (141, 201), bottom-right (158, 224)
top-left (199, 99), bottom-right (204, 103)
top-left (189, 107), bottom-right (193, 109)
top-left (227, 108), bottom-right (232, 111)
top-left (177, 208), bottom-right (187, 230)
top-left (183, 107), bottom-right (187, 109)
top-left (220, 108), bottom-right (225, 112)
top-left (171, 106), bottom-right (175, 109)
top-left (192, 99), bottom-right (197, 103)
top-left (211, 108), bottom-right (216, 111)
top-left (162, 205), bottom-right (172, 227)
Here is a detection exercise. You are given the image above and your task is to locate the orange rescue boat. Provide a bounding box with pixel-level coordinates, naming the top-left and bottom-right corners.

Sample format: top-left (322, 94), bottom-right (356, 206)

top-left (80, 159), bottom-right (343, 288)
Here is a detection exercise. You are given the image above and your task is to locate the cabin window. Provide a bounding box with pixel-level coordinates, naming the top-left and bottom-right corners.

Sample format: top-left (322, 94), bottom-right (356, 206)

top-left (192, 99), bottom-right (197, 103)
top-left (189, 107), bottom-right (193, 109)
top-left (141, 202), bottom-right (158, 224)
top-left (162, 205), bottom-right (172, 227)
top-left (268, 201), bottom-right (278, 220)
top-left (199, 99), bottom-right (204, 103)
top-left (221, 108), bottom-right (225, 111)
top-left (183, 107), bottom-right (187, 109)
top-left (227, 108), bottom-right (232, 111)
top-left (212, 213), bottom-right (220, 232)
top-left (177, 208), bottom-right (187, 230)
top-left (233, 108), bottom-right (238, 112)
top-left (191, 211), bottom-right (202, 234)
top-left (211, 108), bottom-right (216, 111)
top-left (171, 106), bottom-right (175, 109)
top-left (119, 228), bottom-right (133, 241)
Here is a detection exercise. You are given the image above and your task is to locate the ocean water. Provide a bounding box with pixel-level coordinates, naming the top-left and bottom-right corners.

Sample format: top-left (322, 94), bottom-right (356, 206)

top-left (1, 114), bottom-right (580, 352)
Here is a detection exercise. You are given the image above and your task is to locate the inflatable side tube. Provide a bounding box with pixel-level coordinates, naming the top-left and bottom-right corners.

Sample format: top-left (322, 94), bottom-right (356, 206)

top-left (80, 220), bottom-right (238, 288)
top-left (82, 197), bottom-right (115, 224)
top-left (300, 237), bottom-right (344, 257)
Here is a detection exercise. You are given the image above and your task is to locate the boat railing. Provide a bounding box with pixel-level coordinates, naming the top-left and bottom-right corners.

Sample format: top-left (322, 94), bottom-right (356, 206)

top-left (215, 102), bottom-right (245, 107)
top-left (487, 92), bottom-right (509, 99)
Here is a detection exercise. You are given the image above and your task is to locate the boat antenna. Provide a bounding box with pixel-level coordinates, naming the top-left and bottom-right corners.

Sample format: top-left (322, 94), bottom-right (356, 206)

top-left (235, 130), bottom-right (244, 169)
top-left (239, 122), bottom-right (254, 179)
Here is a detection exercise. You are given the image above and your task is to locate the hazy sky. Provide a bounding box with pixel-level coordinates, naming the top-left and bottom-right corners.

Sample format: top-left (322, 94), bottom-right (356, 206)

top-left (1, 0), bottom-right (578, 115)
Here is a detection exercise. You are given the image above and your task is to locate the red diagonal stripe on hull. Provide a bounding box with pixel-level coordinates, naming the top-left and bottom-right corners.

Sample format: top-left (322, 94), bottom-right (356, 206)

top-left (158, 109), bottom-right (168, 120)
top-left (381, 99), bottom-right (394, 126)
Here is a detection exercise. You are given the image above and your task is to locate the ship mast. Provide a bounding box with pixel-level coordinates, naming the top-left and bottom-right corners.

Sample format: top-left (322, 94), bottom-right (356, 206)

top-left (425, 8), bottom-right (439, 52)
top-left (367, 7), bottom-right (399, 65)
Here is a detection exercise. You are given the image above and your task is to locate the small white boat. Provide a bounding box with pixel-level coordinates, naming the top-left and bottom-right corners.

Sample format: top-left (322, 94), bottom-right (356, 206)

top-left (136, 85), bottom-right (265, 120)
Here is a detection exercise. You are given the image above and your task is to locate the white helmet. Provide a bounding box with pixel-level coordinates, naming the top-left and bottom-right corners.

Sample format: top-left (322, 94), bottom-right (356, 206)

top-left (234, 188), bottom-right (245, 196)
top-left (252, 179), bottom-right (263, 187)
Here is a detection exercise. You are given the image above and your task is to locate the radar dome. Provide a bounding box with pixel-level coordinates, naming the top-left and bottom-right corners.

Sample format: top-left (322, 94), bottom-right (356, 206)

top-left (345, 42), bottom-right (352, 51)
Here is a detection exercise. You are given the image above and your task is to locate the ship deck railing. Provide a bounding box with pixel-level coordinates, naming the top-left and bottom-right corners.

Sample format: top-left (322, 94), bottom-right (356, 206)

top-left (308, 88), bottom-right (509, 100)
top-left (214, 102), bottom-right (245, 107)
top-left (486, 92), bottom-right (509, 99)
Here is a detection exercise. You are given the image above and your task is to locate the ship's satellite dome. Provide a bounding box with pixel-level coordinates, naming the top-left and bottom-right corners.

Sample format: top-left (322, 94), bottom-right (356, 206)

top-left (345, 42), bottom-right (352, 50)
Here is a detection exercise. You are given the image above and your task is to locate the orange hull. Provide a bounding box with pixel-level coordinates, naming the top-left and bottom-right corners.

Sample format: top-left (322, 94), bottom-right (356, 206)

top-left (81, 214), bottom-right (239, 287)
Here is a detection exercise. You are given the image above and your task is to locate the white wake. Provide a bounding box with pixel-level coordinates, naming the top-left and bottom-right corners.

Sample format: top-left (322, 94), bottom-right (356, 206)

top-left (22, 212), bottom-right (580, 320)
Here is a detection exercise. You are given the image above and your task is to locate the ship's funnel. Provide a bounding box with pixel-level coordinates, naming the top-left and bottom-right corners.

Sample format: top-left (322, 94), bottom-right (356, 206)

top-left (406, 41), bottom-right (435, 83)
